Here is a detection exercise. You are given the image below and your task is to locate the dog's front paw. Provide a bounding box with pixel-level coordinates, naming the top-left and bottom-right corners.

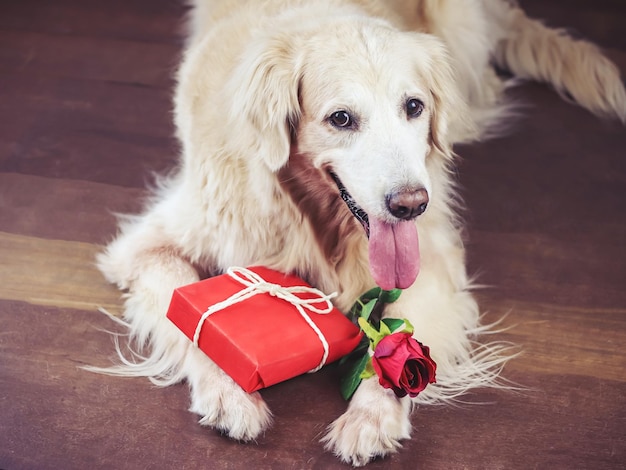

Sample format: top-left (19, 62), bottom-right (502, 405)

top-left (190, 378), bottom-right (272, 441)
top-left (191, 388), bottom-right (272, 441)
top-left (322, 378), bottom-right (412, 466)
top-left (186, 349), bottom-right (272, 441)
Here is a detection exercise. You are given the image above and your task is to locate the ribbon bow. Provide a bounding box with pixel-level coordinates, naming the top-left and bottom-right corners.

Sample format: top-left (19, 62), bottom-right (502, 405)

top-left (193, 267), bottom-right (338, 373)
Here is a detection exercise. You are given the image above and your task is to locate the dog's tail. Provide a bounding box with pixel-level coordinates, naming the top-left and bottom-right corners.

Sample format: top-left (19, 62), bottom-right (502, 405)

top-left (489, 1), bottom-right (626, 123)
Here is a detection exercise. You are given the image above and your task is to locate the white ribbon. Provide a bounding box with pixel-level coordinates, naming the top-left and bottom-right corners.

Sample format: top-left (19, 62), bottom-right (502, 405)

top-left (192, 267), bottom-right (338, 373)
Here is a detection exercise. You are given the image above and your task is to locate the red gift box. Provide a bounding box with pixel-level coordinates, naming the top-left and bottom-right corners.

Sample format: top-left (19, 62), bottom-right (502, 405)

top-left (166, 266), bottom-right (362, 393)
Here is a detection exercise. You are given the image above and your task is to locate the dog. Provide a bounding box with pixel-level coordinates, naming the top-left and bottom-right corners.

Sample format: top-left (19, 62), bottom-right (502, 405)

top-left (95, 0), bottom-right (626, 466)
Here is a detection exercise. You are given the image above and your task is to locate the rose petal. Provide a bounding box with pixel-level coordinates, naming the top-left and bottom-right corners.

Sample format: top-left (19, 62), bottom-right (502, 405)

top-left (373, 332), bottom-right (408, 357)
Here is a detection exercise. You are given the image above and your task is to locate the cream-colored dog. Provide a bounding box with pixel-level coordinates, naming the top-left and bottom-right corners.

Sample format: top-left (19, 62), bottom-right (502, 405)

top-left (96, 0), bottom-right (626, 465)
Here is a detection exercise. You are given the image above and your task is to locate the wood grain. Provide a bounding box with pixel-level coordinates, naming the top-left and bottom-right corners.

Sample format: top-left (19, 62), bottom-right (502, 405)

top-left (0, 231), bottom-right (123, 313)
top-left (0, 0), bottom-right (624, 469)
top-left (479, 296), bottom-right (626, 382)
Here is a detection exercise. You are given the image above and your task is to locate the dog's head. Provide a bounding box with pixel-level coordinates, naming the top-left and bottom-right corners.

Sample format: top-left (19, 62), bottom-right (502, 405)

top-left (228, 20), bottom-right (469, 290)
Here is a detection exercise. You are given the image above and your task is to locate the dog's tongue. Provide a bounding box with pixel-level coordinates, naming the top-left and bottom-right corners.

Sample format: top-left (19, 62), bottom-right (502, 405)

top-left (368, 218), bottom-right (420, 290)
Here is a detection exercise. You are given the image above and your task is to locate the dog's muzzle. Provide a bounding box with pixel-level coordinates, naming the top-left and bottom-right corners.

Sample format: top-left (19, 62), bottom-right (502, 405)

top-left (328, 170), bottom-right (424, 290)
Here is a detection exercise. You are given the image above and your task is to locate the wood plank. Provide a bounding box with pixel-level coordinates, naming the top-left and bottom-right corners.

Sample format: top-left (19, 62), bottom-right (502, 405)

top-left (0, 73), bottom-right (178, 187)
top-left (0, 173), bottom-right (144, 243)
top-left (479, 296), bottom-right (626, 383)
top-left (0, 30), bottom-right (179, 86)
top-left (0, 231), bottom-right (123, 314)
top-left (0, 0), bottom-right (187, 44)
top-left (468, 230), bottom-right (626, 309)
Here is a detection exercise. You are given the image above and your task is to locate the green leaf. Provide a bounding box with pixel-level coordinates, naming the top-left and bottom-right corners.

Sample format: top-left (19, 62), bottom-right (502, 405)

top-left (359, 298), bottom-right (378, 322)
top-left (337, 335), bottom-right (368, 366)
top-left (360, 358), bottom-right (376, 380)
top-left (378, 320), bottom-right (392, 337)
top-left (381, 318), bottom-right (407, 334)
top-left (340, 352), bottom-right (370, 400)
top-left (380, 289), bottom-right (402, 304)
top-left (357, 317), bottom-right (377, 338)
top-left (348, 302), bottom-right (361, 320)
top-left (360, 287), bottom-right (382, 302)
top-left (403, 318), bottom-right (415, 333)
top-left (358, 317), bottom-right (384, 346)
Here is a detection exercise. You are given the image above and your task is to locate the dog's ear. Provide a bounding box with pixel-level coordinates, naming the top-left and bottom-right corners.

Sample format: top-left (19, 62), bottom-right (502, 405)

top-left (225, 34), bottom-right (302, 172)
top-left (415, 35), bottom-right (475, 160)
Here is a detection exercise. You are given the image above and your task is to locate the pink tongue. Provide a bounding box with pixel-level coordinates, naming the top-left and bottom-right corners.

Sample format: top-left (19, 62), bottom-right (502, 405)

top-left (368, 218), bottom-right (420, 290)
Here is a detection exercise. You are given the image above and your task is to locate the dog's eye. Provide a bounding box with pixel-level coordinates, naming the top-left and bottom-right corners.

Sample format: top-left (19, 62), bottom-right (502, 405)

top-left (406, 98), bottom-right (424, 118)
top-left (329, 111), bottom-right (353, 129)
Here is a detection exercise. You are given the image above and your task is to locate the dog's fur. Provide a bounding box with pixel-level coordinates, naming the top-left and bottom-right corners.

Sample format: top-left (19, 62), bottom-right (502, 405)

top-left (95, 0), bottom-right (626, 466)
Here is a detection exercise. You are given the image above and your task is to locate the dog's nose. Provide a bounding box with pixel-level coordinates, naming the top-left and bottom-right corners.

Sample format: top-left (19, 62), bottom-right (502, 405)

top-left (386, 188), bottom-right (429, 220)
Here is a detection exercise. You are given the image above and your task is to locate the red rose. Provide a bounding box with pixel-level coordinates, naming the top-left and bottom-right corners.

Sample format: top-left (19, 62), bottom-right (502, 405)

top-left (371, 332), bottom-right (436, 398)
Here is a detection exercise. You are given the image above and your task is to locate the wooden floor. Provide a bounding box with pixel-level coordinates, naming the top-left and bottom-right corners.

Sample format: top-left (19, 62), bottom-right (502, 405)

top-left (1, 1), bottom-right (625, 468)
